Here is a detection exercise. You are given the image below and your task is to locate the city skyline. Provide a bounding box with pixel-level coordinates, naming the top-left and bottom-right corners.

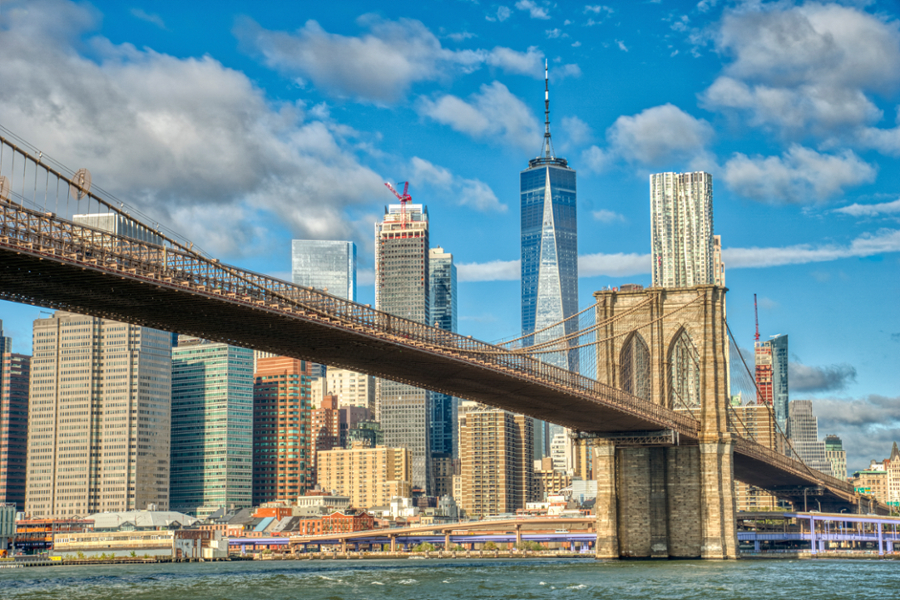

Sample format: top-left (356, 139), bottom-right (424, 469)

top-left (0, 0), bottom-right (897, 470)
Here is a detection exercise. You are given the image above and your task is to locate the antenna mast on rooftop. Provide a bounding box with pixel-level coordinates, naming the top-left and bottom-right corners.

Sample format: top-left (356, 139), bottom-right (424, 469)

top-left (542, 60), bottom-right (555, 159)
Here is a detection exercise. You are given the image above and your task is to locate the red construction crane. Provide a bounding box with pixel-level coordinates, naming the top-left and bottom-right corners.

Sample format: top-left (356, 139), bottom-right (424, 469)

top-left (384, 181), bottom-right (412, 229)
top-left (754, 293), bottom-right (760, 342)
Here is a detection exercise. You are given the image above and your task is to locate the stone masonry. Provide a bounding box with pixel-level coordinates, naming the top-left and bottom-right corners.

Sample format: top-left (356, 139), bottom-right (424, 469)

top-left (591, 285), bottom-right (738, 559)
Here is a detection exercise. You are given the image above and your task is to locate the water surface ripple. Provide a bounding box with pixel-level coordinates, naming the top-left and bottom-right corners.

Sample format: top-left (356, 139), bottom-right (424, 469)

top-left (2, 558), bottom-right (897, 599)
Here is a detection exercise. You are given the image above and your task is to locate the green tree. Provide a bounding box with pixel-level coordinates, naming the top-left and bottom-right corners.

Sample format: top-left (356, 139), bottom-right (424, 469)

top-left (483, 541), bottom-right (498, 551)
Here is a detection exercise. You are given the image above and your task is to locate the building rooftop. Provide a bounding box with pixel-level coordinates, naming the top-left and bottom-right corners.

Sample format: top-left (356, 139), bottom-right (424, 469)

top-left (88, 510), bottom-right (197, 530)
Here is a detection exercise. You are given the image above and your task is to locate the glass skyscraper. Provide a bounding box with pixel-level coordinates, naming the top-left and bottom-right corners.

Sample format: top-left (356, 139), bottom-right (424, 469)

top-left (429, 247), bottom-right (458, 458)
top-left (521, 63), bottom-right (578, 459)
top-left (291, 240), bottom-right (357, 301)
top-left (171, 337), bottom-right (254, 518)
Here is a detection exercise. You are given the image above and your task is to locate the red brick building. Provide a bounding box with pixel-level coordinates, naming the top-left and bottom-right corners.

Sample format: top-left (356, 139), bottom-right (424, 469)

top-left (253, 357), bottom-right (312, 504)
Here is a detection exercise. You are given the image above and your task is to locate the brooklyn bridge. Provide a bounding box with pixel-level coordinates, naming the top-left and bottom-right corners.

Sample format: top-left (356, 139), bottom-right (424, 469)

top-left (0, 129), bottom-right (883, 560)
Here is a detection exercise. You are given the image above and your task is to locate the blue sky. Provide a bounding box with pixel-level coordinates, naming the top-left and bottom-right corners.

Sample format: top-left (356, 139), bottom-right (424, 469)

top-left (0, 0), bottom-right (897, 468)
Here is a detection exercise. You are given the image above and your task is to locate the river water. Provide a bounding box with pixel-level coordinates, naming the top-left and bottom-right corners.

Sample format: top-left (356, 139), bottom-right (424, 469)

top-left (2, 558), bottom-right (898, 599)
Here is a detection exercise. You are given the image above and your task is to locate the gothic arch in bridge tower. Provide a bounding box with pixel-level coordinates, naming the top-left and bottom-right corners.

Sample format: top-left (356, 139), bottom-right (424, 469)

top-left (667, 326), bottom-right (700, 412)
top-left (619, 331), bottom-right (651, 402)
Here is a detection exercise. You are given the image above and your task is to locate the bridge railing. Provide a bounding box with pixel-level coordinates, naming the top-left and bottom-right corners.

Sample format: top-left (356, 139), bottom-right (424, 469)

top-left (733, 436), bottom-right (855, 497)
top-left (0, 199), bottom-right (701, 436)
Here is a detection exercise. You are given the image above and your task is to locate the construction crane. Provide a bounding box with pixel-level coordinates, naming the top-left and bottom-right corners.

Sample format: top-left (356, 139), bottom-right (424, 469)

top-left (754, 293), bottom-right (760, 342)
top-left (384, 181), bottom-right (412, 229)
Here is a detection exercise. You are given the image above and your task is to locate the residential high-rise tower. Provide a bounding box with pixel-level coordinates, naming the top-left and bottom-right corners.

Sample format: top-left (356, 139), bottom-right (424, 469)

top-left (650, 172), bottom-right (714, 288)
top-left (375, 201), bottom-right (433, 492)
top-left (253, 357), bottom-right (312, 505)
top-left (787, 400), bottom-right (830, 474)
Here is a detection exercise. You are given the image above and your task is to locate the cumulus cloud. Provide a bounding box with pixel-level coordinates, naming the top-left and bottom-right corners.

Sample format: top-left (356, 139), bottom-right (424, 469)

top-left (722, 145), bottom-right (876, 203)
top-left (790, 362), bottom-right (857, 393)
top-left (410, 157), bottom-right (506, 212)
top-left (235, 15), bottom-right (545, 104)
top-left (515, 0), bottom-right (550, 20)
top-left (584, 103), bottom-right (713, 169)
top-left (417, 81), bottom-right (540, 150)
top-left (833, 198), bottom-right (900, 217)
top-left (560, 115), bottom-right (592, 148)
top-left (702, 3), bottom-right (900, 138)
top-left (814, 395), bottom-right (900, 472)
top-left (486, 6), bottom-right (513, 22)
top-left (0, 0), bottom-right (384, 256)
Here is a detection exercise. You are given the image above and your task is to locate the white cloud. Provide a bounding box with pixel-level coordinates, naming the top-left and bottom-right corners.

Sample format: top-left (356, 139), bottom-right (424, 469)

top-left (456, 228), bottom-right (900, 282)
top-left (584, 5), bottom-right (613, 16)
top-left (545, 28), bottom-right (566, 39)
top-left (130, 8), bottom-right (166, 30)
top-left (722, 228), bottom-right (900, 268)
top-left (604, 103), bottom-right (714, 166)
top-left (722, 145), bottom-right (876, 203)
top-left (616, 39), bottom-right (628, 52)
top-left (447, 31), bottom-right (476, 42)
top-left (591, 209), bottom-right (625, 223)
top-left (235, 15), bottom-right (545, 104)
top-left (417, 81), bottom-right (540, 150)
top-left (458, 259), bottom-right (520, 282)
top-left (555, 63), bottom-right (582, 79)
top-left (560, 115), bottom-right (592, 148)
top-left (833, 198), bottom-right (900, 217)
top-left (814, 395), bottom-right (900, 472)
top-left (702, 3), bottom-right (900, 138)
top-left (410, 157), bottom-right (506, 212)
top-left (488, 6), bottom-right (513, 22)
top-left (579, 253), bottom-right (649, 277)
top-left (0, 0), bottom-right (385, 256)
top-left (515, 0), bottom-right (550, 20)
top-left (580, 145), bottom-right (613, 172)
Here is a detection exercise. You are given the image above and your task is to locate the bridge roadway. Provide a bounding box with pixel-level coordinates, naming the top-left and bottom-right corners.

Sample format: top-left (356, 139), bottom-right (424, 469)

top-left (0, 200), bottom-right (866, 507)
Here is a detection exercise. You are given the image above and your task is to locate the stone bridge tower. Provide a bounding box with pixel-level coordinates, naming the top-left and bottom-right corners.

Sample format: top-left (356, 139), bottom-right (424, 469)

top-left (590, 285), bottom-right (737, 559)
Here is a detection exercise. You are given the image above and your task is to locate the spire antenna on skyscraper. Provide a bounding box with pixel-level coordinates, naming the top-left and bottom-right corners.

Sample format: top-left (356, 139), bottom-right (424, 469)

top-left (542, 59), bottom-right (555, 160)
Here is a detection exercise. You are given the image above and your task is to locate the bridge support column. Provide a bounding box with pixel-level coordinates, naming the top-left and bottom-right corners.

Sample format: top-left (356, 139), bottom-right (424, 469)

top-left (515, 524), bottom-right (522, 546)
top-left (666, 445), bottom-right (701, 557)
top-left (593, 440), bottom-right (618, 559)
top-left (445, 532), bottom-right (451, 549)
top-left (390, 535), bottom-right (397, 552)
top-left (698, 434), bottom-right (738, 559)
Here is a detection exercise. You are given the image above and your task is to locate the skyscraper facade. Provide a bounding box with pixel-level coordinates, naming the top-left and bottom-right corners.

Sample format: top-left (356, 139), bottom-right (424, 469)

top-left (787, 400), bottom-right (831, 474)
top-left (650, 172), bottom-right (714, 288)
top-left (457, 402), bottom-right (533, 518)
top-left (375, 201), bottom-right (433, 491)
top-left (755, 334), bottom-right (788, 432)
top-left (253, 357), bottom-right (312, 505)
top-left (521, 63), bottom-right (578, 460)
top-left (25, 313), bottom-right (172, 517)
top-left (429, 246), bottom-right (458, 457)
top-left (291, 240), bottom-right (357, 301)
top-left (170, 337), bottom-right (253, 517)
top-left (824, 434), bottom-right (847, 481)
top-left (0, 322), bottom-right (29, 510)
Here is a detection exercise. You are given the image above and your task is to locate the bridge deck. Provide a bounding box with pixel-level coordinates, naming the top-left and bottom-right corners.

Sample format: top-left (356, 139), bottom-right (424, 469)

top-left (0, 201), bottom-right (868, 508)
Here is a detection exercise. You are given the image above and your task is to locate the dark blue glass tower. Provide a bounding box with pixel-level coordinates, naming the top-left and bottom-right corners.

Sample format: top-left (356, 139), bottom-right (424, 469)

top-left (521, 62), bottom-right (578, 458)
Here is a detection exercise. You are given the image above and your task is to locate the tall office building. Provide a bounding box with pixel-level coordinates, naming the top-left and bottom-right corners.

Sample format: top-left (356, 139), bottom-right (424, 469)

top-left (0, 322), bottom-right (30, 510)
top-left (712, 235), bottom-right (725, 287)
top-left (375, 201), bottom-right (433, 492)
top-left (73, 212), bottom-right (164, 245)
top-left (291, 240), bottom-right (357, 301)
top-left (170, 337), bottom-right (253, 517)
top-left (521, 63), bottom-right (578, 460)
top-left (291, 240), bottom-right (357, 419)
top-left (730, 401), bottom-right (783, 511)
top-left (311, 394), bottom-right (340, 485)
top-left (429, 247), bottom-right (458, 457)
top-left (253, 357), bottom-right (312, 505)
top-left (650, 172), bottom-right (714, 288)
top-left (824, 434), bottom-right (847, 481)
top-left (25, 313), bottom-right (172, 517)
top-left (787, 400), bottom-right (831, 474)
top-left (457, 402), bottom-right (533, 518)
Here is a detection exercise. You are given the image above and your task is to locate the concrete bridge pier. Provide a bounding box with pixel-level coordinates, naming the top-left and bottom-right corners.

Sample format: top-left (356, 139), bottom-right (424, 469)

top-left (592, 436), bottom-right (738, 560)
